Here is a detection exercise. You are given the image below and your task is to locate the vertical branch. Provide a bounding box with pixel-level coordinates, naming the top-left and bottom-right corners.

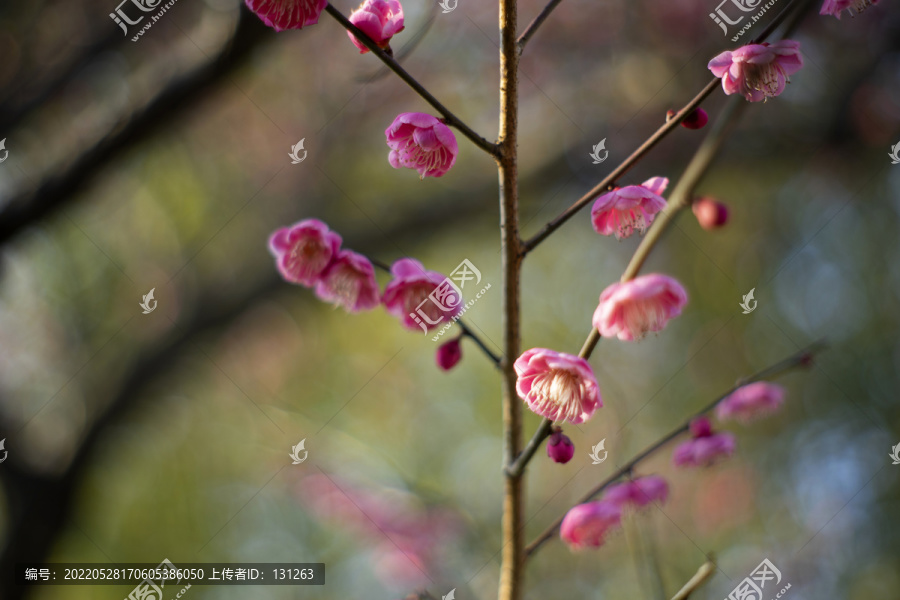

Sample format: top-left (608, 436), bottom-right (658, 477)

top-left (497, 0), bottom-right (523, 598)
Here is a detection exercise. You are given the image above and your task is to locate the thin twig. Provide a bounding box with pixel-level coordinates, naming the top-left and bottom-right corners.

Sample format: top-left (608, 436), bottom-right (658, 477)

top-left (621, 95), bottom-right (746, 281)
top-left (671, 557), bottom-right (716, 600)
top-left (516, 0), bottom-right (565, 53)
top-left (524, 341), bottom-right (824, 558)
top-left (520, 0), bottom-right (808, 255)
top-left (458, 322), bottom-right (502, 366)
top-left (520, 78), bottom-right (719, 254)
top-left (324, 4), bottom-right (499, 157)
top-left (505, 417), bottom-right (552, 477)
top-left (509, 91), bottom-right (747, 478)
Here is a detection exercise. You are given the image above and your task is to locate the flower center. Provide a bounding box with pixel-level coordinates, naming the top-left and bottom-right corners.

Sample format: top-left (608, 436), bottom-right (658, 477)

top-left (612, 207), bottom-right (648, 239)
top-left (530, 369), bottom-right (583, 420)
top-left (850, 0), bottom-right (876, 12)
top-left (745, 61), bottom-right (786, 97)
top-left (404, 283), bottom-right (444, 324)
top-left (401, 138), bottom-right (449, 177)
top-left (287, 239), bottom-right (328, 279)
top-left (327, 265), bottom-right (360, 307)
top-left (622, 297), bottom-right (669, 339)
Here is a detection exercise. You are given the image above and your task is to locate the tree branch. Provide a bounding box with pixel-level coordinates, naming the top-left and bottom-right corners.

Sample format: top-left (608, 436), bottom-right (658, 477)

top-left (504, 417), bottom-right (551, 477)
top-left (508, 94), bottom-right (747, 479)
top-left (324, 4), bottom-right (499, 157)
top-left (459, 322), bottom-right (503, 366)
top-left (671, 557), bottom-right (716, 600)
top-left (497, 0), bottom-right (524, 597)
top-left (516, 0), bottom-right (565, 53)
top-left (621, 95), bottom-right (745, 281)
top-left (0, 11), bottom-right (274, 248)
top-left (523, 341), bottom-right (825, 558)
top-left (520, 0), bottom-right (809, 256)
top-left (520, 78), bottom-right (720, 255)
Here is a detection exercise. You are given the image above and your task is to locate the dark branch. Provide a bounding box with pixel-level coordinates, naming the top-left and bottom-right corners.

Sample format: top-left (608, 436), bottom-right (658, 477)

top-left (0, 11), bottom-right (273, 248)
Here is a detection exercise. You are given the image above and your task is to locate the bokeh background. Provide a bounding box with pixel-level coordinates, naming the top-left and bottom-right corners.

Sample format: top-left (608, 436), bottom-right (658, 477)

top-left (1, 0), bottom-right (899, 598)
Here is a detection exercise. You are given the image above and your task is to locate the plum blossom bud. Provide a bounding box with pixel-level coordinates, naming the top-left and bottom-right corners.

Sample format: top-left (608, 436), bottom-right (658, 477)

top-left (603, 475), bottom-right (669, 509)
top-left (244, 0), bottom-right (327, 31)
top-left (347, 0), bottom-right (405, 53)
top-left (715, 381), bottom-right (785, 423)
top-left (692, 197), bottom-right (729, 230)
top-left (385, 113), bottom-right (458, 178)
top-left (546, 428), bottom-right (575, 464)
top-left (436, 338), bottom-right (463, 371)
top-left (673, 416), bottom-right (735, 467)
top-left (681, 108), bottom-right (709, 129)
top-left (667, 108), bottom-right (708, 129)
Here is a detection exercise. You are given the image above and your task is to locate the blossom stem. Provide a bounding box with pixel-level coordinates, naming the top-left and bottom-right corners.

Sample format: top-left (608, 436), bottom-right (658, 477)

top-left (523, 341), bottom-right (825, 558)
top-left (671, 558), bottom-right (716, 600)
top-left (324, 4), bottom-right (500, 157)
top-left (509, 100), bottom-right (744, 476)
top-left (497, 0), bottom-right (525, 596)
top-left (516, 0), bottom-right (565, 54)
top-left (504, 417), bottom-right (552, 477)
top-left (458, 322), bottom-right (502, 366)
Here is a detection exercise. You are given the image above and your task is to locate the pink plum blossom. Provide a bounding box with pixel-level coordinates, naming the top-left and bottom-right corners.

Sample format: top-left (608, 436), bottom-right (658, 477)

top-left (591, 177), bottom-right (669, 239)
top-left (314, 250), bottom-right (381, 312)
top-left (514, 348), bottom-right (602, 425)
top-left (268, 219), bottom-right (341, 286)
top-left (436, 338), bottom-right (463, 371)
top-left (820, 0), bottom-right (879, 18)
top-left (244, 0), bottom-right (327, 31)
top-left (593, 274), bottom-right (688, 341)
top-left (382, 258), bottom-right (459, 331)
top-left (547, 429), bottom-right (575, 464)
top-left (386, 113), bottom-right (458, 178)
top-left (673, 417), bottom-right (736, 467)
top-left (560, 500), bottom-right (622, 549)
top-left (347, 0), bottom-right (405, 53)
top-left (708, 41), bottom-right (804, 102)
top-left (294, 474), bottom-right (460, 587)
top-left (603, 475), bottom-right (669, 509)
top-left (716, 381), bottom-right (786, 423)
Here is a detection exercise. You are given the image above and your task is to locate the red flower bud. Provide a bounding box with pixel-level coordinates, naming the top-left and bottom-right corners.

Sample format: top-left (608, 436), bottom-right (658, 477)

top-left (436, 338), bottom-right (462, 371)
top-left (681, 108), bottom-right (709, 129)
top-left (692, 197), bottom-right (729, 230)
top-left (547, 429), bottom-right (575, 464)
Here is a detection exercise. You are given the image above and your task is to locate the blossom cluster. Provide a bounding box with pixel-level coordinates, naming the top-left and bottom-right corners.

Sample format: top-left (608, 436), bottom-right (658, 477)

top-left (558, 380), bottom-right (786, 550)
top-left (269, 219), bottom-right (461, 332)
